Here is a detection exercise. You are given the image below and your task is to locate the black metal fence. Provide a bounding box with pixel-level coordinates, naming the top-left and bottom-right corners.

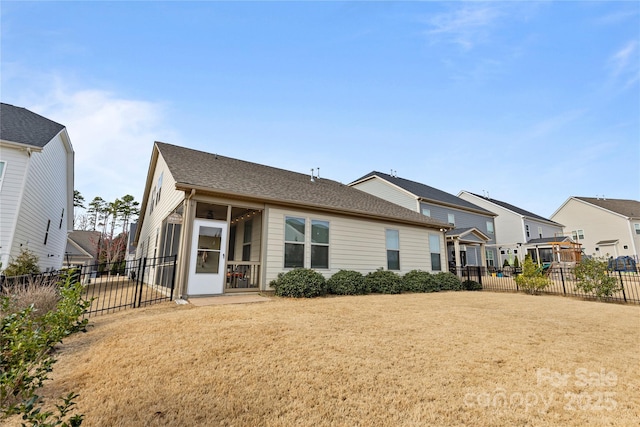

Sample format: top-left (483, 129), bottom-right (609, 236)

top-left (0, 255), bottom-right (177, 317)
top-left (451, 266), bottom-right (640, 305)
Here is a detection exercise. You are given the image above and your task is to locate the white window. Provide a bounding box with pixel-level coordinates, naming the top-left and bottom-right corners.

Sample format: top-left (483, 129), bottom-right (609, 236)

top-left (429, 234), bottom-right (441, 271)
top-left (156, 172), bottom-right (163, 205)
top-left (572, 231), bottom-right (578, 241)
top-left (486, 221), bottom-right (494, 235)
top-left (448, 213), bottom-right (455, 226)
top-left (421, 207), bottom-right (431, 217)
top-left (386, 229), bottom-right (400, 270)
top-left (577, 229), bottom-right (584, 240)
top-left (0, 161), bottom-right (6, 191)
top-left (284, 216), bottom-right (305, 268)
top-left (311, 220), bottom-right (329, 269)
top-left (635, 224), bottom-right (640, 235)
top-left (538, 226), bottom-right (543, 238)
top-left (486, 250), bottom-right (495, 267)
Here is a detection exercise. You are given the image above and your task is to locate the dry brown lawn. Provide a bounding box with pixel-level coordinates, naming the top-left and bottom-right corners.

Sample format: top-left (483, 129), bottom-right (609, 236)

top-left (16, 292), bottom-right (640, 426)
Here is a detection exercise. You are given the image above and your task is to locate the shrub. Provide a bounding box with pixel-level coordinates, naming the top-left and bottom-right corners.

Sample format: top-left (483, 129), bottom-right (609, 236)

top-left (515, 255), bottom-right (550, 294)
top-left (503, 259), bottom-right (510, 268)
top-left (513, 257), bottom-right (520, 269)
top-left (402, 270), bottom-right (439, 293)
top-left (326, 270), bottom-right (367, 295)
top-left (273, 269), bottom-right (327, 298)
top-left (0, 280), bottom-right (60, 319)
top-left (462, 280), bottom-right (482, 291)
top-left (365, 269), bottom-right (403, 294)
top-left (574, 256), bottom-right (621, 298)
top-left (1, 270), bottom-right (89, 425)
top-left (434, 272), bottom-right (462, 291)
top-left (2, 248), bottom-right (40, 277)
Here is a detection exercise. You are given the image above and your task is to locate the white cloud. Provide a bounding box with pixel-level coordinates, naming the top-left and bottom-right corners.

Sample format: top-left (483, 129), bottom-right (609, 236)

top-left (608, 40), bottom-right (639, 89)
top-left (26, 82), bottom-right (178, 206)
top-left (425, 4), bottom-right (503, 50)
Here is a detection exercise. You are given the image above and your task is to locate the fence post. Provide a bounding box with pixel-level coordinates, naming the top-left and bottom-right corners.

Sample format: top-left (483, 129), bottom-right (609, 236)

top-left (618, 271), bottom-right (627, 303)
top-left (132, 258), bottom-right (143, 308)
top-left (169, 254), bottom-right (177, 300)
top-left (477, 266), bottom-right (482, 286)
top-left (559, 268), bottom-right (566, 295)
top-left (136, 257), bottom-right (148, 308)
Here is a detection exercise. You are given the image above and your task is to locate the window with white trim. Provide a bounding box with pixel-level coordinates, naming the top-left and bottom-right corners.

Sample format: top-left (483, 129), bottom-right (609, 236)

top-left (156, 172), bottom-right (163, 205)
top-left (429, 234), bottom-right (442, 271)
top-left (311, 220), bottom-right (329, 269)
top-left (448, 213), bottom-right (455, 226)
top-left (486, 221), bottom-right (494, 235)
top-left (386, 229), bottom-right (400, 270)
top-left (486, 250), bottom-right (495, 267)
top-left (635, 224), bottom-right (640, 235)
top-left (525, 224), bottom-right (530, 238)
top-left (284, 216), bottom-right (305, 268)
top-left (577, 229), bottom-right (584, 240)
top-left (538, 226), bottom-right (543, 238)
top-left (421, 207), bottom-right (431, 217)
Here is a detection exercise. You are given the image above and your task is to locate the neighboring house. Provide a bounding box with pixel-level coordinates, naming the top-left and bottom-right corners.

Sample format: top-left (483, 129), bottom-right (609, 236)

top-left (551, 197), bottom-right (640, 260)
top-left (134, 142), bottom-right (451, 298)
top-left (458, 192), bottom-right (569, 266)
top-left (64, 230), bottom-right (101, 269)
top-left (349, 172), bottom-right (497, 269)
top-left (0, 103), bottom-right (74, 272)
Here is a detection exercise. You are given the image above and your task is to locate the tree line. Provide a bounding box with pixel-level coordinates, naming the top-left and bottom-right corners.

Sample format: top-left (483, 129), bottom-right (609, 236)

top-left (73, 190), bottom-right (140, 268)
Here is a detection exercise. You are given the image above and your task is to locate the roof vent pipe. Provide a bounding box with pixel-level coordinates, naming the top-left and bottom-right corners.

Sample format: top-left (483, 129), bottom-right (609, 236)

top-left (310, 168), bottom-right (315, 182)
top-left (316, 167), bottom-right (320, 179)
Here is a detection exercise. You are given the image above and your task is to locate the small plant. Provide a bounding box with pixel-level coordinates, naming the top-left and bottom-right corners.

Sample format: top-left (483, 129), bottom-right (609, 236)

top-left (434, 272), bottom-right (462, 291)
top-left (2, 248), bottom-right (40, 277)
top-left (326, 270), bottom-right (367, 295)
top-left (513, 257), bottom-right (520, 269)
top-left (515, 255), bottom-right (550, 294)
top-left (574, 256), bottom-right (621, 298)
top-left (365, 269), bottom-right (402, 294)
top-left (1, 270), bottom-right (89, 425)
top-left (273, 269), bottom-right (327, 298)
top-left (402, 270), bottom-right (438, 293)
top-left (502, 259), bottom-right (510, 268)
top-left (462, 280), bottom-right (482, 291)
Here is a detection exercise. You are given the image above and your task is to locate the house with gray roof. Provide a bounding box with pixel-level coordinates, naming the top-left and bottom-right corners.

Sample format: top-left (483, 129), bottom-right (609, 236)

top-left (134, 142), bottom-right (451, 298)
top-left (65, 230), bottom-right (101, 268)
top-left (458, 191), bottom-right (569, 266)
top-left (551, 197), bottom-right (640, 260)
top-left (349, 172), bottom-right (498, 271)
top-left (0, 103), bottom-right (74, 273)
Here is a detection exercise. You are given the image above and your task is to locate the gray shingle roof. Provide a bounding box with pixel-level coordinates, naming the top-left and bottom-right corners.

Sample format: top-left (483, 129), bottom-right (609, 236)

top-left (0, 103), bottom-right (65, 148)
top-left (352, 171), bottom-right (494, 215)
top-left (527, 236), bottom-right (572, 244)
top-left (576, 197), bottom-right (640, 219)
top-left (468, 192), bottom-right (560, 225)
top-left (155, 142), bottom-right (450, 228)
top-left (67, 231), bottom-right (101, 258)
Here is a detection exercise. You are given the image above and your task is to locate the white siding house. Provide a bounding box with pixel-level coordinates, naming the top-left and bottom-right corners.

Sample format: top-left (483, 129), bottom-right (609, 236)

top-left (0, 103), bottom-right (74, 272)
top-left (551, 197), bottom-right (640, 260)
top-left (134, 142), bottom-right (450, 299)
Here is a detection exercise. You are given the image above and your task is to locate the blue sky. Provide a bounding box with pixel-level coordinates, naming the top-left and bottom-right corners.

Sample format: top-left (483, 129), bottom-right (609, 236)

top-left (2, 1), bottom-right (638, 218)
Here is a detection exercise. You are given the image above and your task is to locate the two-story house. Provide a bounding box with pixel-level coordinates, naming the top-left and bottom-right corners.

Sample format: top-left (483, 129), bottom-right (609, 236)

top-left (458, 192), bottom-right (571, 266)
top-left (350, 172), bottom-right (497, 270)
top-left (551, 197), bottom-right (640, 260)
top-left (0, 103), bottom-right (74, 272)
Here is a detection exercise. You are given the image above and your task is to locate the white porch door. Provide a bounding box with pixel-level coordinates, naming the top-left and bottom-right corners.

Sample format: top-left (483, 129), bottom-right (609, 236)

top-left (188, 219), bottom-right (228, 295)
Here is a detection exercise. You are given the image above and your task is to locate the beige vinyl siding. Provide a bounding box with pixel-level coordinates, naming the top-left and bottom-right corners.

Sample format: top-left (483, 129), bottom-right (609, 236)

top-left (10, 134), bottom-right (70, 271)
top-left (552, 198), bottom-right (636, 257)
top-left (135, 152), bottom-right (185, 260)
top-left (351, 177), bottom-right (418, 212)
top-left (265, 207), bottom-right (434, 285)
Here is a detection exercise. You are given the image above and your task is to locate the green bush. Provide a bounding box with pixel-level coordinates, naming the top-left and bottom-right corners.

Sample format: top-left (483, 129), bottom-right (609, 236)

top-left (2, 248), bottom-right (40, 277)
top-left (1, 270), bottom-right (89, 425)
top-left (434, 272), bottom-right (462, 291)
top-left (273, 269), bottom-right (327, 298)
top-left (513, 257), bottom-right (520, 269)
top-left (326, 270), bottom-right (367, 295)
top-left (402, 270), bottom-right (439, 293)
top-left (515, 255), bottom-right (550, 294)
top-left (502, 259), bottom-right (510, 268)
top-left (365, 270), bottom-right (402, 294)
top-left (462, 280), bottom-right (482, 291)
top-left (574, 256), bottom-right (620, 298)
